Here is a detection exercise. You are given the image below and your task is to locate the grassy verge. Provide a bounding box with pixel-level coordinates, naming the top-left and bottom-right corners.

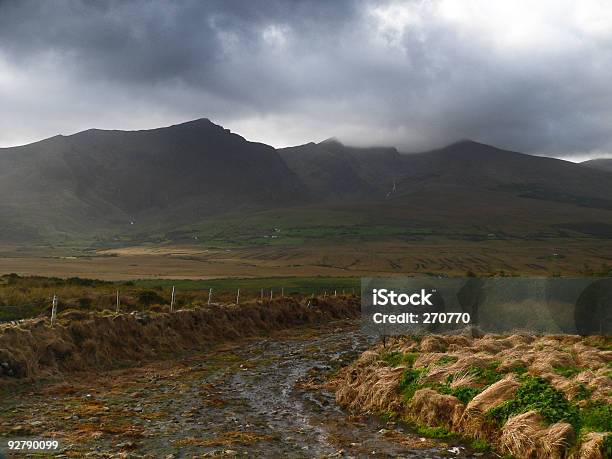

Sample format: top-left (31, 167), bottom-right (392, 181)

top-left (0, 274), bottom-right (360, 321)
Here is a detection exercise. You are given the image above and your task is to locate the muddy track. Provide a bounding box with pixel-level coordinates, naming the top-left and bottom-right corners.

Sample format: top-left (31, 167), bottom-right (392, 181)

top-left (1, 321), bottom-right (487, 458)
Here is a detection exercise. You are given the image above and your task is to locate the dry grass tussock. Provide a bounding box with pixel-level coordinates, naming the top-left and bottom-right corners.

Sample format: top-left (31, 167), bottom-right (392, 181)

top-left (0, 296), bottom-right (359, 381)
top-left (334, 362), bottom-right (405, 415)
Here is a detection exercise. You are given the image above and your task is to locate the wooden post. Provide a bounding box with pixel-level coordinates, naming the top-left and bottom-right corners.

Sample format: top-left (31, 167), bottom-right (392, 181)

top-left (208, 288), bottom-right (212, 305)
top-left (51, 294), bottom-right (58, 326)
top-left (170, 286), bottom-right (175, 312)
top-left (281, 287), bottom-right (284, 298)
top-left (116, 290), bottom-right (120, 314)
top-left (270, 289), bottom-right (273, 300)
top-left (236, 289), bottom-right (240, 305)
top-left (334, 290), bottom-right (337, 297)
top-left (261, 288), bottom-right (264, 300)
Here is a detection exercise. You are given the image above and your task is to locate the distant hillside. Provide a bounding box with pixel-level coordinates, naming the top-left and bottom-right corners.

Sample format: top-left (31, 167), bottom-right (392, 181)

top-left (582, 158), bottom-right (612, 173)
top-left (395, 141), bottom-right (612, 209)
top-left (278, 139), bottom-right (403, 200)
top-left (0, 119), bottom-right (306, 241)
top-left (281, 139), bottom-right (612, 209)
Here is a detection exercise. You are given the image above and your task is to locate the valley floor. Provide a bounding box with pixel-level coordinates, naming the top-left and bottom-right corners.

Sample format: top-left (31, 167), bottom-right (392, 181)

top-left (1, 239), bottom-right (612, 280)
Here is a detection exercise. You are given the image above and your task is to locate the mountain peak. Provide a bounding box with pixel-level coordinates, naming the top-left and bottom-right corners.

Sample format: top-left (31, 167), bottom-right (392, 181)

top-left (171, 117), bottom-right (213, 127)
top-left (446, 139), bottom-right (489, 148)
top-left (319, 137), bottom-right (343, 146)
top-left (438, 139), bottom-right (515, 158)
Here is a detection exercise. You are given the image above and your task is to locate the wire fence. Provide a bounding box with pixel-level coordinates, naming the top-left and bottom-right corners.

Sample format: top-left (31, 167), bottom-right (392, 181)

top-left (0, 285), bottom-right (360, 326)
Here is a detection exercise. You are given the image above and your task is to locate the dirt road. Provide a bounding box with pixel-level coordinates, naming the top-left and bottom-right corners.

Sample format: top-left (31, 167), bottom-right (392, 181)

top-left (1, 321), bottom-right (488, 458)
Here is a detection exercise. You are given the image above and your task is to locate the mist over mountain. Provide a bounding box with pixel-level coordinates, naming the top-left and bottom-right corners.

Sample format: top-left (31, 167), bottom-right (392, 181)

top-left (278, 139), bottom-right (403, 200)
top-left (1, 119), bottom-right (612, 243)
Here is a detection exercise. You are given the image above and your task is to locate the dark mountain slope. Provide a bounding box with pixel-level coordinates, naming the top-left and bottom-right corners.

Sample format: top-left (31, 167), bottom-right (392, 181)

top-left (395, 141), bottom-right (612, 209)
top-left (280, 139), bottom-right (612, 210)
top-left (581, 158), bottom-right (612, 173)
top-left (0, 119), bottom-right (306, 241)
top-left (278, 139), bottom-right (403, 199)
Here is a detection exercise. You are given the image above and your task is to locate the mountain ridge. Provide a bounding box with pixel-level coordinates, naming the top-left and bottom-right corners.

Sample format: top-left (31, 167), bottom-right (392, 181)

top-left (2, 118), bottom-right (612, 244)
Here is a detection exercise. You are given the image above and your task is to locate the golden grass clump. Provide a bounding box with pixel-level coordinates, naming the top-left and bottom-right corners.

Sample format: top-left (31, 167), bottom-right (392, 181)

top-left (500, 411), bottom-right (574, 459)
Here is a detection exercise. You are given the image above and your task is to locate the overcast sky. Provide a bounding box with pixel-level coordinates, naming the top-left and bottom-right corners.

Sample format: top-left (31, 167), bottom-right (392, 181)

top-left (1, 0), bottom-right (612, 160)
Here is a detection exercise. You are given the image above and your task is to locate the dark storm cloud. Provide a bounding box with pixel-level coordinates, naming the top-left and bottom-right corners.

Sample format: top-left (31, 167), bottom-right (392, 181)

top-left (1, 0), bottom-right (612, 158)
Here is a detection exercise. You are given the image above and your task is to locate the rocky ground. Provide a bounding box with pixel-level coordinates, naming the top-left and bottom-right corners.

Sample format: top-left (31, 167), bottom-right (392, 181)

top-left (0, 321), bottom-right (488, 458)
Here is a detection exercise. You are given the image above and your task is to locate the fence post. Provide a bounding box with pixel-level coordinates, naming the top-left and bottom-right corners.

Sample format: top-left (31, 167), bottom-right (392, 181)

top-left (281, 287), bottom-right (284, 298)
top-left (208, 288), bottom-right (212, 305)
top-left (334, 290), bottom-right (337, 297)
top-left (261, 288), bottom-right (264, 300)
top-left (116, 290), bottom-right (120, 314)
top-left (170, 286), bottom-right (175, 312)
top-left (270, 289), bottom-right (273, 300)
top-left (51, 294), bottom-right (58, 326)
top-left (236, 289), bottom-right (240, 305)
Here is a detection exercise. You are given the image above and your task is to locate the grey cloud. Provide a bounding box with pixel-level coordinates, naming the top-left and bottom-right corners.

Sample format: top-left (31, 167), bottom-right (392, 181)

top-left (0, 0), bottom-right (611, 158)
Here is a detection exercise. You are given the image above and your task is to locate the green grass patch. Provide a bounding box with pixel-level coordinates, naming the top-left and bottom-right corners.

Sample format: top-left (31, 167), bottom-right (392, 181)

top-left (602, 434), bottom-right (612, 458)
top-left (381, 351), bottom-right (419, 368)
top-left (133, 276), bottom-right (360, 293)
top-left (470, 438), bottom-right (491, 453)
top-left (573, 383), bottom-right (594, 402)
top-left (399, 368), bottom-right (427, 401)
top-left (506, 363), bottom-right (528, 375)
top-left (468, 361), bottom-right (503, 385)
top-left (486, 376), bottom-right (579, 431)
top-left (435, 355), bottom-right (458, 366)
top-left (553, 365), bottom-right (582, 378)
top-left (579, 400), bottom-right (612, 432)
top-left (438, 385), bottom-right (482, 404)
top-left (415, 425), bottom-right (455, 439)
